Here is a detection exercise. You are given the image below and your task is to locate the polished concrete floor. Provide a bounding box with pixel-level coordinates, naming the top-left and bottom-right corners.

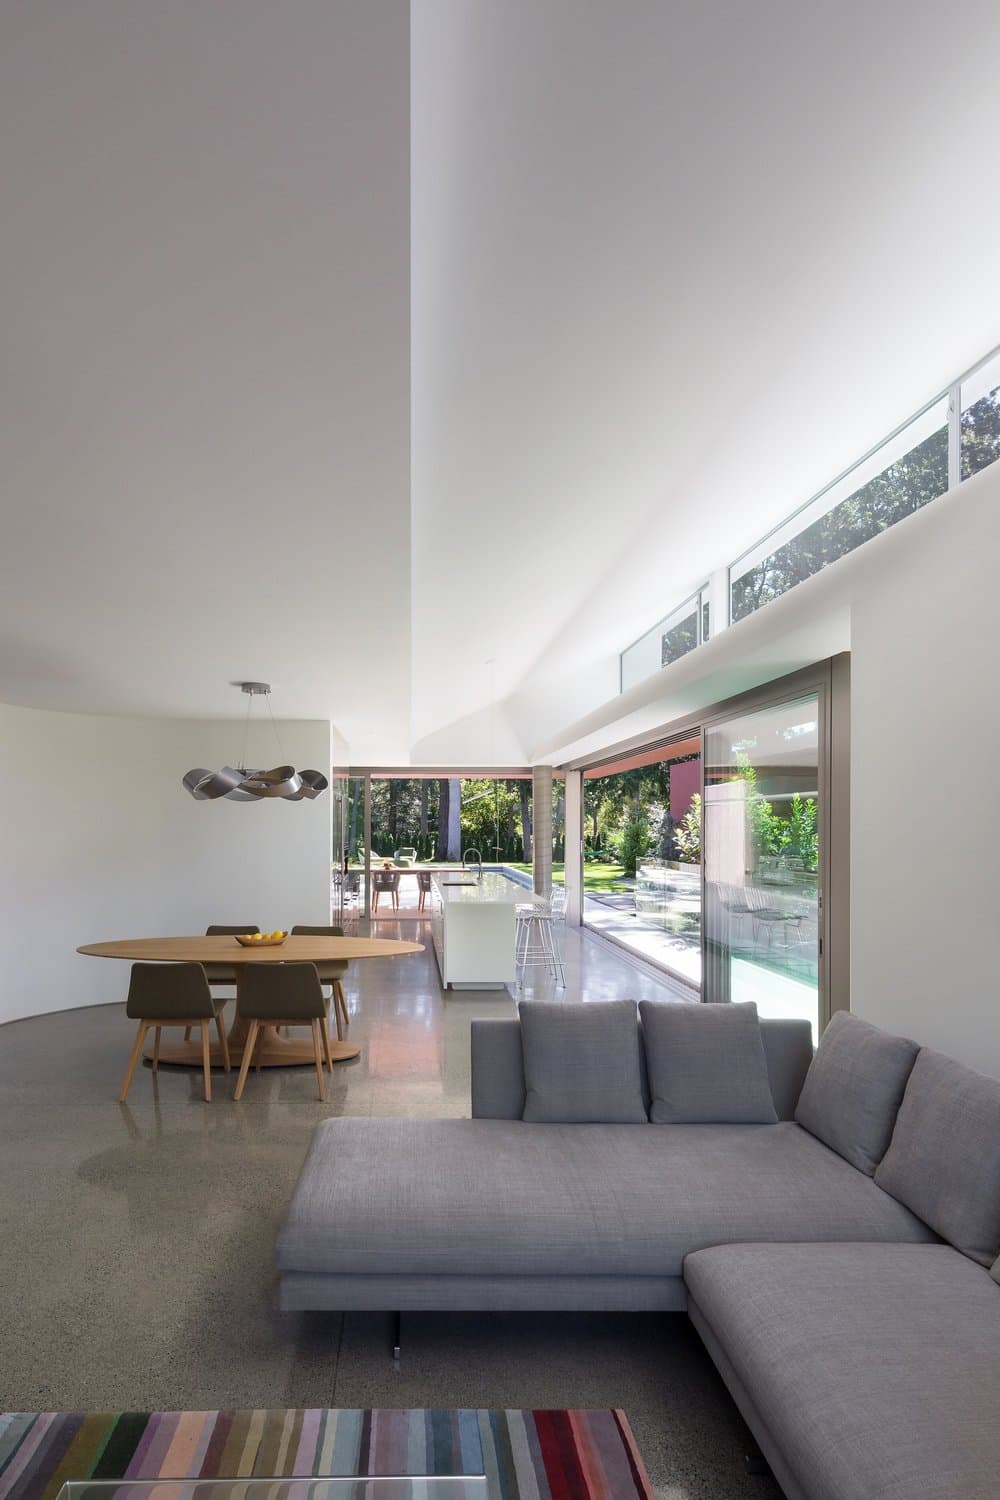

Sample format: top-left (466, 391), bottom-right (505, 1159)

top-left (0, 921), bottom-right (782, 1500)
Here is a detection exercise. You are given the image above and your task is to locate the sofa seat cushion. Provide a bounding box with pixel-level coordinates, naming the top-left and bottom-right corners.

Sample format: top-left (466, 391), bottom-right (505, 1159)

top-left (685, 1242), bottom-right (1000, 1500)
top-left (276, 1118), bottom-right (935, 1280)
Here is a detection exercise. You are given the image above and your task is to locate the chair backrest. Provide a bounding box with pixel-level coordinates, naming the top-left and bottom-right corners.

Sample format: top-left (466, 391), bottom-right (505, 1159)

top-left (291, 924), bottom-right (345, 937)
top-left (417, 871), bottom-right (432, 891)
top-left (373, 870), bottom-right (397, 891)
top-left (206, 924), bottom-right (260, 936)
top-left (237, 962), bottom-right (325, 1020)
top-left (126, 962), bottom-right (214, 1020)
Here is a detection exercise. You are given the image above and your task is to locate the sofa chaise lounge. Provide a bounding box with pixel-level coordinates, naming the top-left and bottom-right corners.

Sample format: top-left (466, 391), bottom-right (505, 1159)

top-left (277, 1001), bottom-right (1000, 1500)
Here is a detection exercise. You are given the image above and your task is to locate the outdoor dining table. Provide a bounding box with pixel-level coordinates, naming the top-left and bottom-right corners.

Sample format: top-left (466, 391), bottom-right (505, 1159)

top-left (77, 933), bottom-right (424, 1067)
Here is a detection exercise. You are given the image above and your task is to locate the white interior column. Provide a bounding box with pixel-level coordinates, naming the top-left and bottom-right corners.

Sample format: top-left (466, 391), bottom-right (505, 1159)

top-left (563, 768), bottom-right (583, 925)
top-left (532, 765), bottom-right (553, 895)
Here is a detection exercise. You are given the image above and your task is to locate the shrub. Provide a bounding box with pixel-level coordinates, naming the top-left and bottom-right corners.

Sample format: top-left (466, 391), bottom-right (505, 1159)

top-left (674, 795), bottom-right (701, 863)
top-left (620, 815), bottom-right (652, 877)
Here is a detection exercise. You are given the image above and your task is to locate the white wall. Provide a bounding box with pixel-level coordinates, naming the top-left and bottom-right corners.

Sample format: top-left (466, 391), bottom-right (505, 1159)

top-left (850, 465), bottom-right (1000, 1077)
top-left (0, 706), bottom-right (331, 1024)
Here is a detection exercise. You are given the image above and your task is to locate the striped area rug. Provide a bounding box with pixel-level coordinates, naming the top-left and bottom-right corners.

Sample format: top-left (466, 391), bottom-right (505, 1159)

top-left (0, 1411), bottom-right (654, 1500)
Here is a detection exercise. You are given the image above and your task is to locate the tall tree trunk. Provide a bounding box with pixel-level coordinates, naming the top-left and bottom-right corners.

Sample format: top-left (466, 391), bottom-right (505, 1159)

top-left (520, 780), bottom-right (532, 863)
top-left (419, 781), bottom-right (428, 839)
top-left (553, 787), bottom-right (565, 861)
top-left (447, 776), bottom-right (462, 861)
top-left (348, 782), bottom-right (360, 855)
top-left (437, 778), bottom-right (449, 862)
top-left (388, 779), bottom-right (398, 845)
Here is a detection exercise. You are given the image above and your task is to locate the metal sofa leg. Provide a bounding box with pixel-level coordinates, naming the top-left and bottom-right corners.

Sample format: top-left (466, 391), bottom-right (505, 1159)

top-left (392, 1310), bottom-right (402, 1361)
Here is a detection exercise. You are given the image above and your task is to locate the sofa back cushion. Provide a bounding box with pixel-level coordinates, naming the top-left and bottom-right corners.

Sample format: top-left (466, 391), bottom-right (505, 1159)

top-left (991, 1255), bottom-right (1000, 1288)
top-left (874, 1048), bottom-right (1000, 1267)
top-left (794, 1011), bottom-right (918, 1175)
top-left (519, 999), bottom-right (647, 1123)
top-left (639, 1000), bottom-right (778, 1124)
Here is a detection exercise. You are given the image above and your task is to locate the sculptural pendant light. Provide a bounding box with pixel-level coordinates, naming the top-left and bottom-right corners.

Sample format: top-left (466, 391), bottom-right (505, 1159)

top-left (182, 682), bottom-right (329, 802)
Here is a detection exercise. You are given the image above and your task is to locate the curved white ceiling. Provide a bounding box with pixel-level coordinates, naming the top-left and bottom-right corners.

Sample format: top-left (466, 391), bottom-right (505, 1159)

top-left (4, 2), bottom-right (1000, 764)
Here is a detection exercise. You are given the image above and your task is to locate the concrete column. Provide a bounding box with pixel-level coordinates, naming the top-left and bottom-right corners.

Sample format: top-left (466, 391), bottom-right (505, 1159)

top-left (563, 769), bottom-right (583, 925)
top-left (532, 765), bottom-right (553, 895)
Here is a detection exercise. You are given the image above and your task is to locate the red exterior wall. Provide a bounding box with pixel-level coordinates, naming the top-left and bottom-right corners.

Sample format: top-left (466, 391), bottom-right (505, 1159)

top-left (669, 757), bottom-right (701, 823)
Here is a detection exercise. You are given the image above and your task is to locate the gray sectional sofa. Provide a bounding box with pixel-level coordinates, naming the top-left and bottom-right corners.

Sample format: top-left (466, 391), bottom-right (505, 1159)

top-left (277, 1001), bottom-right (1000, 1500)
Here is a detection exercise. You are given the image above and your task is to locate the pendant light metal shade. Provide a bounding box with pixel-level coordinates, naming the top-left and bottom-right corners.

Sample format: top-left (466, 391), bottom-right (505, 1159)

top-left (182, 685), bottom-right (329, 803)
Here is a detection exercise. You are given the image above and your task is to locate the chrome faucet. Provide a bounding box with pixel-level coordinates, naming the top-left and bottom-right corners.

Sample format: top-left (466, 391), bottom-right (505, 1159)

top-left (463, 847), bottom-right (483, 880)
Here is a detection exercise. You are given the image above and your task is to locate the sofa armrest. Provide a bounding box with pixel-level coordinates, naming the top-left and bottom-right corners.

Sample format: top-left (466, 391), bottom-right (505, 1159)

top-left (760, 1019), bottom-right (814, 1119)
top-left (471, 1018), bottom-right (526, 1118)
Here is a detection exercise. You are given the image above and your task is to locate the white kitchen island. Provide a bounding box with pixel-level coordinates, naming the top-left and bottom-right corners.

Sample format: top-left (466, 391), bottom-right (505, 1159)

top-left (429, 871), bottom-right (537, 989)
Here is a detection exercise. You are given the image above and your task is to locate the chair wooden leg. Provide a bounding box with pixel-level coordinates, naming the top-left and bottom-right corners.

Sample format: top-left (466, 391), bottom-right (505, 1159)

top-left (320, 1016), bottom-right (334, 1072)
top-left (310, 1018), bottom-right (326, 1100)
top-left (215, 1012), bottom-right (231, 1072)
top-left (119, 1021), bottom-right (148, 1102)
top-left (200, 1019), bottom-right (212, 1102)
top-left (335, 980), bottom-right (349, 1030)
top-left (330, 992), bottom-right (343, 1042)
top-left (233, 1019), bottom-right (260, 1100)
top-left (184, 1026), bottom-right (192, 1042)
top-left (152, 1026), bottom-right (162, 1073)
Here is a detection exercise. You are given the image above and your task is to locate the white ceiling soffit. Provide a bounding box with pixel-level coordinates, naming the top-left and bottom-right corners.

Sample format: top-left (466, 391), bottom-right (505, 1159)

top-left (0, 1), bottom-right (411, 763)
top-left (410, 0), bottom-right (1000, 758)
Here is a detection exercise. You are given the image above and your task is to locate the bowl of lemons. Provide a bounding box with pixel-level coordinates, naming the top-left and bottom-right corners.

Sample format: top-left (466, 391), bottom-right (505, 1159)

top-left (234, 930), bottom-right (287, 947)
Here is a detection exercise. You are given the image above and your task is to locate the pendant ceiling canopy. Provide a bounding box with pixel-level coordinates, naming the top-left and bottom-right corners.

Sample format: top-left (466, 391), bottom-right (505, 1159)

top-left (182, 683), bottom-right (329, 802)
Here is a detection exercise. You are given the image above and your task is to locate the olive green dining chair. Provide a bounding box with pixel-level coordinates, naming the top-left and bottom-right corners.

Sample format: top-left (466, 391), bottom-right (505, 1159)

top-left (290, 924), bottom-right (351, 1039)
top-left (120, 962), bottom-right (230, 1103)
top-left (184, 924), bottom-right (260, 1041)
top-left (233, 963), bottom-right (330, 1101)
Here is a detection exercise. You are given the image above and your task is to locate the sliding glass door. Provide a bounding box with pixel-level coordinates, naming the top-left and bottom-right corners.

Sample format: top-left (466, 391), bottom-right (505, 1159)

top-left (702, 695), bottom-right (822, 1037)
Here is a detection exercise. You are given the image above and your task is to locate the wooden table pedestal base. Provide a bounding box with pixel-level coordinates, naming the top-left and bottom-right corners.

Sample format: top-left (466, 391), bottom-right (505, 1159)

top-left (147, 1021), bottom-right (360, 1068)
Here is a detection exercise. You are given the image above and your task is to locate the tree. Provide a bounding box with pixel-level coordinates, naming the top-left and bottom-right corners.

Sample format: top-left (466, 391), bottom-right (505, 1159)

top-left (732, 424), bottom-right (949, 622)
top-left (444, 777), bottom-right (462, 860)
top-left (519, 781), bottom-right (532, 863)
top-left (674, 795), bottom-right (701, 863)
top-left (961, 386), bottom-right (1000, 479)
top-left (621, 815), bottom-right (651, 877)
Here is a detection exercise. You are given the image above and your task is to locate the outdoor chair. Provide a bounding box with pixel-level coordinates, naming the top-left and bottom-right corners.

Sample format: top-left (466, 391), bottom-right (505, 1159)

top-left (372, 868), bottom-right (400, 914)
top-left (119, 962), bottom-right (229, 1103)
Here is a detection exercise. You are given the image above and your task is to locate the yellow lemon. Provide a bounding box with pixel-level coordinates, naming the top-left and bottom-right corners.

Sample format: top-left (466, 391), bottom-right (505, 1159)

top-left (271, 931), bottom-right (283, 940)
top-left (251, 932), bottom-right (262, 942)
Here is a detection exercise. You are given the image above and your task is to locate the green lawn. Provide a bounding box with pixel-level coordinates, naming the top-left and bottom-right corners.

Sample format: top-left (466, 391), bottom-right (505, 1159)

top-left (507, 860), bottom-right (629, 894)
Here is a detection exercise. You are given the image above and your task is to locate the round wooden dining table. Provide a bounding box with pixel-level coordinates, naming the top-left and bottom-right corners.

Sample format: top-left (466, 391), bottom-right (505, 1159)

top-left (77, 933), bottom-right (424, 1067)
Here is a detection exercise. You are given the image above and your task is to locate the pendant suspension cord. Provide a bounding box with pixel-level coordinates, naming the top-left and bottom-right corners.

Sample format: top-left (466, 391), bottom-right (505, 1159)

top-left (239, 690), bottom-right (253, 773)
top-left (265, 691), bottom-right (286, 764)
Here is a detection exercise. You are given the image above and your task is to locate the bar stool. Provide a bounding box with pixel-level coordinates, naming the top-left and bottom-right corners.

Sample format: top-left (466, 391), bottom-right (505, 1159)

top-left (119, 962), bottom-right (230, 1103)
top-left (184, 925), bottom-right (260, 1041)
top-left (233, 963), bottom-right (330, 1101)
top-left (515, 895), bottom-right (566, 989)
top-left (291, 924), bottom-right (351, 1039)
